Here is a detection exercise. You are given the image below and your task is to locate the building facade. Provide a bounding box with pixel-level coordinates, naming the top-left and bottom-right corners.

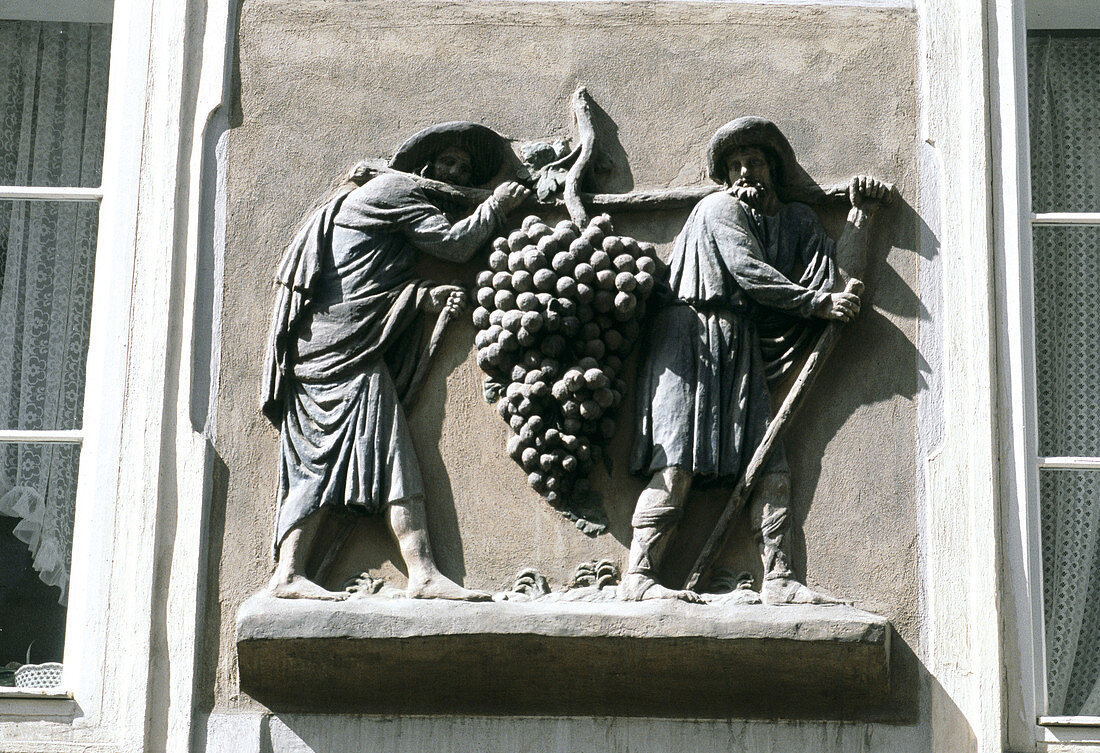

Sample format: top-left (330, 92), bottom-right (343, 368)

top-left (0, 0), bottom-right (1097, 751)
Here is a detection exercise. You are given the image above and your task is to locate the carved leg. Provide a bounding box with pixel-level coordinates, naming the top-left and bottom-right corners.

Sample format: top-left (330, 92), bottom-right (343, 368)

top-left (752, 473), bottom-right (845, 606)
top-left (269, 507), bottom-right (349, 601)
top-left (388, 495), bottom-right (490, 601)
top-left (620, 467), bottom-right (704, 603)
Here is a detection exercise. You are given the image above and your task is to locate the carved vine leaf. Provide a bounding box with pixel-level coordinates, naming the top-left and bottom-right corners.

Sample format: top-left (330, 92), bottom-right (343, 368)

top-left (568, 559), bottom-right (620, 589)
top-left (536, 168), bottom-right (568, 201)
top-left (520, 139), bottom-right (576, 200)
top-left (343, 572), bottom-right (386, 597)
top-left (706, 567), bottom-right (755, 595)
top-left (510, 567), bottom-right (551, 597)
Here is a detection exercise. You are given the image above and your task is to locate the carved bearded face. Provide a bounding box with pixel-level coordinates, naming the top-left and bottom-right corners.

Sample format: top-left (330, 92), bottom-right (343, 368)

top-left (425, 145), bottom-right (474, 187)
top-left (725, 145), bottom-right (777, 213)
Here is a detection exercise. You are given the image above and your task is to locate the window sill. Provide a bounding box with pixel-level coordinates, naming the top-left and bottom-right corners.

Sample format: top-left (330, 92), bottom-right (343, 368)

top-left (0, 687), bottom-right (69, 697)
top-left (1039, 718), bottom-right (1100, 745)
top-left (0, 688), bottom-right (78, 722)
top-left (237, 592), bottom-right (901, 720)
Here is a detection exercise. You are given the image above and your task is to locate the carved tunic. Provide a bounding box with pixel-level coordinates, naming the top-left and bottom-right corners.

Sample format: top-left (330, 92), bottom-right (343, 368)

top-left (262, 173), bottom-right (503, 548)
top-left (631, 192), bottom-right (836, 482)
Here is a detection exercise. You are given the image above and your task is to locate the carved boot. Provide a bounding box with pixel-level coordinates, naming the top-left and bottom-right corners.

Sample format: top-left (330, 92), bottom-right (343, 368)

top-left (619, 480), bottom-right (701, 602)
top-left (753, 476), bottom-right (845, 606)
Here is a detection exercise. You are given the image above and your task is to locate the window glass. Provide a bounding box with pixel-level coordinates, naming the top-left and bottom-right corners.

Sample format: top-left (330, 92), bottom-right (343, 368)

top-left (1039, 469), bottom-right (1100, 716)
top-left (0, 200), bottom-right (98, 432)
top-left (1031, 224), bottom-right (1100, 458)
top-left (0, 442), bottom-right (78, 680)
top-left (0, 22), bottom-right (110, 189)
top-left (1027, 33), bottom-right (1100, 214)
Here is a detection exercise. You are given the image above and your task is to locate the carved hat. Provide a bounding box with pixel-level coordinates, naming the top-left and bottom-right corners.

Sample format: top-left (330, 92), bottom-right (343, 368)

top-left (390, 121), bottom-right (513, 187)
top-left (706, 117), bottom-right (804, 189)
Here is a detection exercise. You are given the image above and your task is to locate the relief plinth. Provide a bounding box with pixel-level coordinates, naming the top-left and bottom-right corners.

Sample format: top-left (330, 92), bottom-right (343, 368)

top-left (237, 592), bottom-right (893, 719)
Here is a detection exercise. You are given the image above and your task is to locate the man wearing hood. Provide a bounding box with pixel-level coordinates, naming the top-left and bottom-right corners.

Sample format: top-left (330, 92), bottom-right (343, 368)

top-left (625, 117), bottom-right (888, 603)
top-left (262, 122), bottom-right (529, 600)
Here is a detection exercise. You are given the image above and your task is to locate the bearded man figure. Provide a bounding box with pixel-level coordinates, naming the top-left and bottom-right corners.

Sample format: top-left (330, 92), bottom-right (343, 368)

top-left (624, 117), bottom-right (888, 604)
top-left (262, 122), bottom-right (529, 601)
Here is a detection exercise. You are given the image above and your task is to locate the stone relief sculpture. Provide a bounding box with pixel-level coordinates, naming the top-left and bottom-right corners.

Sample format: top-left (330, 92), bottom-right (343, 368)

top-left (259, 90), bottom-right (892, 604)
top-left (261, 122), bottom-right (530, 601)
top-left (621, 118), bottom-right (890, 604)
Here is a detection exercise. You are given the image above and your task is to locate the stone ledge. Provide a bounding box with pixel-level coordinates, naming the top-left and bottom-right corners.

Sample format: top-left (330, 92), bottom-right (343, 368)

top-left (237, 593), bottom-right (895, 719)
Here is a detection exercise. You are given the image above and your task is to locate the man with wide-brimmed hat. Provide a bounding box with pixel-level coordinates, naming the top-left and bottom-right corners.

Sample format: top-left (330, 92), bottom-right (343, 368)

top-left (624, 117), bottom-right (888, 603)
top-left (262, 122), bottom-right (528, 600)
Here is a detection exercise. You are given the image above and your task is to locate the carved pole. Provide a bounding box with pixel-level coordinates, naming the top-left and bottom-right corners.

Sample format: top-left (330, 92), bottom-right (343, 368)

top-left (682, 192), bottom-right (890, 593)
top-left (355, 164), bottom-right (858, 211)
top-left (403, 302), bottom-right (458, 407)
top-left (563, 86), bottom-right (598, 228)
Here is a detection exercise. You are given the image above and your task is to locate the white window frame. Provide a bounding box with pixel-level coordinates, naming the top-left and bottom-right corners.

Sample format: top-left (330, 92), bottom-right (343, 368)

top-left (994, 0), bottom-right (1100, 745)
top-left (0, 5), bottom-right (110, 706)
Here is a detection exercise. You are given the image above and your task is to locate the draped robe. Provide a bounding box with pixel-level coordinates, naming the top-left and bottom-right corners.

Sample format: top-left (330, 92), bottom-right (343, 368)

top-left (632, 192), bottom-right (836, 483)
top-left (262, 173), bottom-right (503, 548)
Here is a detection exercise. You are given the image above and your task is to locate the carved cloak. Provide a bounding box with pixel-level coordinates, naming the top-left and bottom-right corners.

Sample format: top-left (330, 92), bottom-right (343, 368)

top-left (262, 173), bottom-right (501, 548)
top-left (631, 192), bottom-right (836, 483)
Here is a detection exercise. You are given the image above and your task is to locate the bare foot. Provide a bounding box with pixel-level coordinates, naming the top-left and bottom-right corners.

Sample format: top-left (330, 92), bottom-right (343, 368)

top-left (269, 574), bottom-right (349, 601)
top-left (407, 572), bottom-right (491, 601)
top-left (761, 577), bottom-right (847, 606)
top-left (618, 573), bottom-right (705, 603)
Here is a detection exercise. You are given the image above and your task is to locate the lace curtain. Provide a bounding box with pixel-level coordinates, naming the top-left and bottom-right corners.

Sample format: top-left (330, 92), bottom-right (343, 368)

top-left (1028, 33), bottom-right (1100, 717)
top-left (0, 22), bottom-right (110, 605)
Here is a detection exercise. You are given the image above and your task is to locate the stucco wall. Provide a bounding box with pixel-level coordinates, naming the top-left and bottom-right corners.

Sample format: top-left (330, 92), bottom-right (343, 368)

top-left (208, 0), bottom-right (922, 730)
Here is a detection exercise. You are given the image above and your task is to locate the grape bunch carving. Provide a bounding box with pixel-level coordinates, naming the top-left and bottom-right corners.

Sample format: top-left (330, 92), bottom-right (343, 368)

top-left (472, 212), bottom-right (663, 534)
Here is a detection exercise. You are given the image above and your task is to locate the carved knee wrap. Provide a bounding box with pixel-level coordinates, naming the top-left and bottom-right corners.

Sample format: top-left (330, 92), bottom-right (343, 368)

top-left (632, 504), bottom-right (683, 530)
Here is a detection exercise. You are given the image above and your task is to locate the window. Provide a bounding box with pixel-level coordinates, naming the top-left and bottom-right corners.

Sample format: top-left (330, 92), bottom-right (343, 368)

top-left (1027, 26), bottom-right (1100, 720)
top-left (998, 0), bottom-right (1100, 738)
top-left (0, 11), bottom-right (111, 692)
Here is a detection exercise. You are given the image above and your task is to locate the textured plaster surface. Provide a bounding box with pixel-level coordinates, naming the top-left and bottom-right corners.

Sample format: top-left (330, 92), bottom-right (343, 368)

top-left (212, 0), bottom-right (921, 720)
top-left (201, 712), bottom-right (932, 753)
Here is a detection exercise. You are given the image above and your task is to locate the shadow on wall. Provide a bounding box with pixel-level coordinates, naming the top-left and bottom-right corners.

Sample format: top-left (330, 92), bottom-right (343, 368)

top-left (196, 450), bottom-right (230, 714)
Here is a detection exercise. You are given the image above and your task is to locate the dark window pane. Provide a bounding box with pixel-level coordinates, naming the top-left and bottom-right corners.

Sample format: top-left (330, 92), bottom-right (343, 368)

top-left (1027, 33), bottom-right (1100, 214)
top-left (0, 199), bottom-right (97, 432)
top-left (0, 22), bottom-right (111, 189)
top-left (0, 441), bottom-right (78, 681)
top-left (1032, 225), bottom-right (1100, 457)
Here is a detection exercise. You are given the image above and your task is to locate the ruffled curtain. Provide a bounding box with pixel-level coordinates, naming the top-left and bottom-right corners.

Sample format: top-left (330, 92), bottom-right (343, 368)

top-left (1028, 33), bottom-right (1100, 717)
top-left (0, 21), bottom-right (110, 605)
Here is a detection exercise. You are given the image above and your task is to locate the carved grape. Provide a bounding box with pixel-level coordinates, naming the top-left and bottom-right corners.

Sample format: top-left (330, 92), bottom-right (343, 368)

top-left (472, 212), bottom-right (663, 532)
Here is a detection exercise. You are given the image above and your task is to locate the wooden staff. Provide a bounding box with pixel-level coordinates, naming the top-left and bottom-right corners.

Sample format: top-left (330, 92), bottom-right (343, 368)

top-left (404, 299), bottom-right (459, 407)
